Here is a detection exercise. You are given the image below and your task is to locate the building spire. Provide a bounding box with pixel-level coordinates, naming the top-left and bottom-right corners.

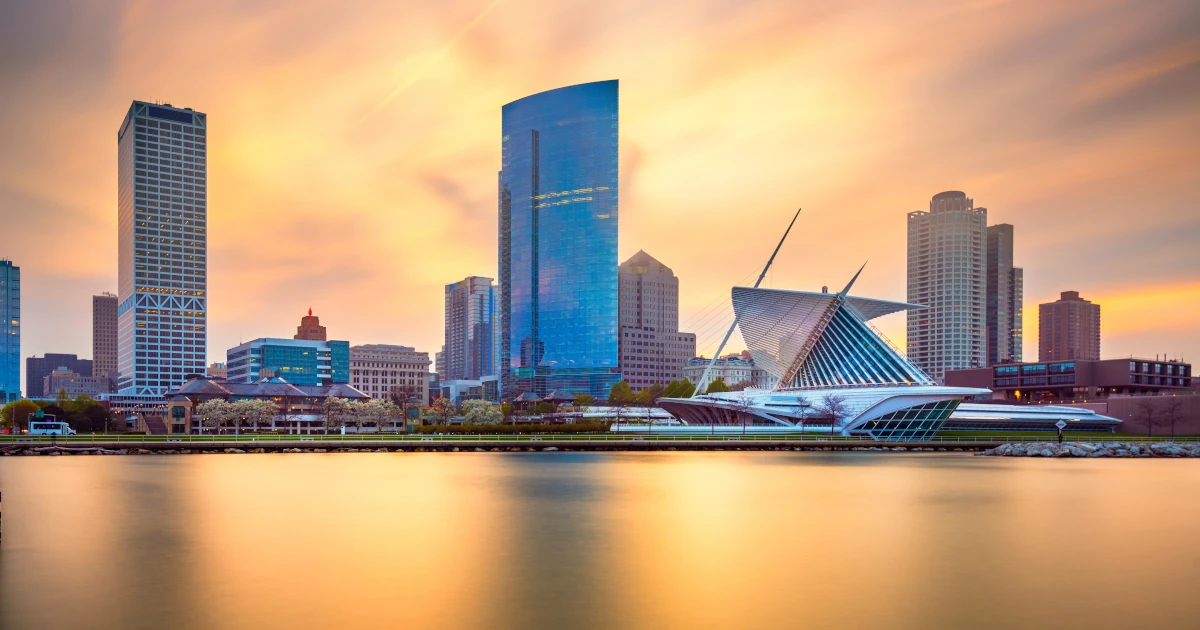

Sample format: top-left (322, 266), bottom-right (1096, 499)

top-left (308, 307), bottom-right (312, 317)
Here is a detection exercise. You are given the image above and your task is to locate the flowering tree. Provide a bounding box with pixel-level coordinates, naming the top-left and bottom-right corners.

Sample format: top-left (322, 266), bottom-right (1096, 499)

top-left (196, 399), bottom-right (231, 434)
top-left (323, 397), bottom-right (352, 435)
top-left (461, 399), bottom-right (503, 425)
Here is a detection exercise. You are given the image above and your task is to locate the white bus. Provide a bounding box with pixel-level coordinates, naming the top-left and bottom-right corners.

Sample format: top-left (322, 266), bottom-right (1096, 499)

top-left (28, 421), bottom-right (76, 436)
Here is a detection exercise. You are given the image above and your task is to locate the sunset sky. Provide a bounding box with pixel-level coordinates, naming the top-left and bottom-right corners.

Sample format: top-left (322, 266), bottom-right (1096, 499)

top-left (1, 0), bottom-right (1198, 386)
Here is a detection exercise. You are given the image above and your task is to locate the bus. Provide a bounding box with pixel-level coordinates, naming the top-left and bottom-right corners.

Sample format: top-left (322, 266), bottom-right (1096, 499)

top-left (28, 421), bottom-right (76, 436)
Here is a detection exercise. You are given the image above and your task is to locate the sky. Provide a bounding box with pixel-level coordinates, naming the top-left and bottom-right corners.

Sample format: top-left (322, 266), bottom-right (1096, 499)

top-left (1, 0), bottom-right (1198, 387)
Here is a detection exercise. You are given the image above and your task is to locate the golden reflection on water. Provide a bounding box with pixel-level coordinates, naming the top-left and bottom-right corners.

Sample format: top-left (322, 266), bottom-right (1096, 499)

top-left (2, 452), bottom-right (1199, 629)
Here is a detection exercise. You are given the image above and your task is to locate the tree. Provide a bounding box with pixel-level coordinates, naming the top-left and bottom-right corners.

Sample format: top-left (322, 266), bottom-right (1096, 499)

top-left (676, 378), bottom-right (696, 398)
top-left (461, 399), bottom-right (503, 425)
top-left (728, 381), bottom-right (753, 392)
top-left (574, 393), bottom-right (595, 407)
top-left (662, 380), bottom-right (683, 398)
top-left (230, 399), bottom-right (274, 433)
top-left (427, 397), bottom-right (455, 426)
top-left (1162, 397), bottom-right (1184, 440)
top-left (1136, 398), bottom-right (1157, 438)
top-left (732, 390), bottom-right (757, 436)
top-left (1, 399), bottom-right (39, 430)
top-left (83, 404), bottom-right (114, 433)
top-left (360, 399), bottom-right (399, 433)
top-left (533, 401), bottom-right (556, 415)
top-left (796, 398), bottom-right (813, 435)
top-left (608, 380), bottom-right (634, 405)
top-left (196, 399), bottom-right (232, 434)
top-left (815, 394), bottom-right (849, 437)
top-left (323, 397), bottom-right (352, 435)
top-left (634, 383), bottom-right (665, 405)
top-left (705, 377), bottom-right (730, 394)
top-left (55, 388), bottom-right (71, 410)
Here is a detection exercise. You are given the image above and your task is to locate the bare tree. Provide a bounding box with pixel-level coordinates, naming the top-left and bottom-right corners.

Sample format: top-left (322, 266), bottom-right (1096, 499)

top-left (796, 398), bottom-right (813, 436)
top-left (732, 390), bottom-right (757, 437)
top-left (815, 394), bottom-right (849, 438)
top-left (1162, 397), bottom-right (1184, 441)
top-left (1136, 398), bottom-right (1157, 439)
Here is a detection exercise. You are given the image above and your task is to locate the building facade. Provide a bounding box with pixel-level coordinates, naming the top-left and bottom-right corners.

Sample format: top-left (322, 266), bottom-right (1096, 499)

top-left (440, 376), bottom-right (500, 404)
top-left (92, 292), bottom-right (119, 389)
top-left (986, 224), bottom-right (1022, 366)
top-left (349, 344), bottom-right (430, 402)
top-left (683, 354), bottom-right (755, 392)
top-left (618, 251), bottom-right (696, 391)
top-left (116, 101), bottom-right (208, 395)
top-left (0, 259), bottom-right (18, 402)
top-left (946, 358), bottom-right (1191, 402)
top-left (444, 276), bottom-right (496, 381)
top-left (295, 308), bottom-right (327, 341)
top-left (165, 377), bottom-right (370, 435)
top-left (43, 367), bottom-right (110, 398)
top-left (1039, 291), bottom-right (1101, 362)
top-left (907, 191), bottom-right (987, 383)
top-left (26, 354), bottom-right (93, 398)
top-left (499, 80), bottom-right (621, 399)
top-left (207, 362), bottom-right (227, 379)
top-left (226, 338), bottom-right (349, 386)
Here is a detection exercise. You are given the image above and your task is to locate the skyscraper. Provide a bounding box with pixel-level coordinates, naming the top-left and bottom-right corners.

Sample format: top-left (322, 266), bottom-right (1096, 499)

top-left (986, 224), bottom-right (1023, 365)
top-left (0, 259), bottom-right (19, 402)
top-left (93, 292), bottom-right (118, 389)
top-left (1039, 291), bottom-right (1101, 361)
top-left (907, 191), bottom-right (987, 383)
top-left (295, 308), bottom-right (327, 341)
top-left (617, 251), bottom-right (696, 391)
top-left (443, 276), bottom-right (496, 381)
top-left (117, 101), bottom-right (208, 395)
top-left (498, 80), bottom-right (620, 399)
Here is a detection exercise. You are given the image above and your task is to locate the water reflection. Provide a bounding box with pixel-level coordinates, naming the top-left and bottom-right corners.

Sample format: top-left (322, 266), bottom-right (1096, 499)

top-left (2, 453), bottom-right (1198, 629)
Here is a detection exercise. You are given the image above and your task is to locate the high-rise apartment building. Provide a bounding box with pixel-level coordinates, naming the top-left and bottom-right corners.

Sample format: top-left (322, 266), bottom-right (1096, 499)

top-left (349, 344), bottom-right (431, 402)
top-left (617, 251), bottom-right (696, 391)
top-left (986, 224), bottom-right (1023, 366)
top-left (443, 276), bottom-right (496, 381)
top-left (499, 80), bottom-right (621, 399)
top-left (0, 259), bottom-right (19, 402)
top-left (116, 101), bottom-right (208, 395)
top-left (93, 292), bottom-right (118, 389)
top-left (907, 191), bottom-right (987, 383)
top-left (295, 308), bottom-right (327, 341)
top-left (26, 354), bottom-right (92, 398)
top-left (1039, 291), bottom-right (1101, 361)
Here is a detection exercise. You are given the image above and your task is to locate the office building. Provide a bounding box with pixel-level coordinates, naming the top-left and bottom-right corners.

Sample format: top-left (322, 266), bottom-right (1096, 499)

top-left (986, 224), bottom-right (1022, 366)
top-left (946, 357), bottom-right (1190, 402)
top-left (43, 367), bottom-right (110, 399)
top-left (618, 251), bottom-right (696, 391)
top-left (27, 354), bottom-right (92, 398)
top-left (498, 80), bottom-right (621, 399)
top-left (906, 191), bottom-right (987, 383)
top-left (683, 354), bottom-right (754, 392)
top-left (226, 338), bottom-right (349, 386)
top-left (439, 376), bottom-right (500, 404)
top-left (349, 344), bottom-right (431, 402)
top-left (92, 292), bottom-right (119, 389)
top-left (116, 101), bottom-right (208, 395)
top-left (1039, 291), bottom-right (1101, 361)
top-left (0, 259), bottom-right (18, 402)
top-left (295, 308), bottom-right (327, 341)
top-left (206, 362), bottom-right (227, 379)
top-left (444, 276), bottom-right (496, 381)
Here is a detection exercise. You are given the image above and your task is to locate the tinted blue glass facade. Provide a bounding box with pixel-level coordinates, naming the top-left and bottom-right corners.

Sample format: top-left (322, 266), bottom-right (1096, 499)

top-left (0, 260), bottom-right (19, 402)
top-left (226, 338), bottom-right (349, 386)
top-left (499, 80), bottom-right (621, 399)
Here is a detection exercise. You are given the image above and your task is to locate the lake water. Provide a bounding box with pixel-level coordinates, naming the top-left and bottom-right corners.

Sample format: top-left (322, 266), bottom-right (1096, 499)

top-left (2, 452), bottom-right (1198, 629)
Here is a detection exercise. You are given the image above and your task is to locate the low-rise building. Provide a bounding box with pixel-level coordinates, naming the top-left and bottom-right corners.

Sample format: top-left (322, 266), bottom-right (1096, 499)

top-left (43, 367), bottom-right (110, 398)
top-left (349, 344), bottom-right (430, 403)
top-left (164, 377), bottom-right (370, 434)
top-left (945, 357), bottom-right (1192, 403)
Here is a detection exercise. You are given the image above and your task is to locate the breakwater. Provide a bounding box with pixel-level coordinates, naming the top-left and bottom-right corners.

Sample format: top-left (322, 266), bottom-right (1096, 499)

top-left (979, 442), bottom-right (1200, 458)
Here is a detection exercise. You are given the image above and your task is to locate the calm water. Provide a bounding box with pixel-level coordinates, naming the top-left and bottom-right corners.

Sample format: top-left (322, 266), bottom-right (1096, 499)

top-left (2, 452), bottom-right (1198, 629)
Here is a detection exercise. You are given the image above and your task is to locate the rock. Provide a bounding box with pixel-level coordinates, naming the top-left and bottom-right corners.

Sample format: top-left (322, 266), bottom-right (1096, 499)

top-left (893, 447), bottom-right (907, 452)
top-left (224, 448), bottom-right (245, 454)
top-left (283, 448), bottom-right (301, 453)
top-left (313, 448), bottom-right (327, 453)
top-left (475, 448), bottom-right (486, 452)
top-left (376, 448), bottom-right (389, 452)
top-left (543, 447), bottom-right (559, 451)
top-left (452, 447), bottom-right (459, 452)
top-left (162, 450), bottom-right (177, 455)
top-left (137, 449), bottom-right (153, 455)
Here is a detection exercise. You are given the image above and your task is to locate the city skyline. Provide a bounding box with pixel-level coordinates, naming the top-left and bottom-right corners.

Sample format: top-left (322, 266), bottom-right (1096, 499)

top-left (1, 0), bottom-right (1198, 386)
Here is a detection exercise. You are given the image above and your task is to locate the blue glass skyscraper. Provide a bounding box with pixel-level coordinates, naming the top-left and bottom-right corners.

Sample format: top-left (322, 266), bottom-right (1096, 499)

top-left (499, 80), bottom-right (621, 399)
top-left (0, 259), bottom-right (20, 402)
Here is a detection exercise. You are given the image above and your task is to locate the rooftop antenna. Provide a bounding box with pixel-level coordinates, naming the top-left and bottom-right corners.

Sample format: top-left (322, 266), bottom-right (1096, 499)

top-left (690, 208), bottom-right (801, 397)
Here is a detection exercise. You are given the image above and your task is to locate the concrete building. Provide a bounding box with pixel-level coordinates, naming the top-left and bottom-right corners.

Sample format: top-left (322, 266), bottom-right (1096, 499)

top-left (499, 80), bottom-right (621, 399)
top-left (116, 101), bottom-right (208, 395)
top-left (444, 276), bottom-right (496, 381)
top-left (27, 354), bottom-right (93, 398)
top-left (1039, 291), bottom-right (1100, 362)
top-left (206, 362), bottom-right (227, 379)
top-left (986, 224), bottom-right (1022, 366)
top-left (349, 344), bottom-right (430, 403)
top-left (43, 367), bottom-right (110, 398)
top-left (440, 376), bottom-right (500, 404)
top-left (683, 354), bottom-right (754, 393)
top-left (946, 357), bottom-right (1191, 403)
top-left (92, 292), bottom-right (118, 390)
top-left (907, 191), bottom-right (988, 383)
top-left (618, 251), bottom-right (697, 391)
top-left (0, 259), bottom-right (18, 402)
top-left (226, 338), bottom-right (349, 385)
top-left (294, 308), bottom-right (327, 341)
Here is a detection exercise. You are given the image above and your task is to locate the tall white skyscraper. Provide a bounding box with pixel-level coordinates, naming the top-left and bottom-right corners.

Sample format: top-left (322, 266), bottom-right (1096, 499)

top-left (906, 191), bottom-right (987, 383)
top-left (116, 101), bottom-right (208, 395)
